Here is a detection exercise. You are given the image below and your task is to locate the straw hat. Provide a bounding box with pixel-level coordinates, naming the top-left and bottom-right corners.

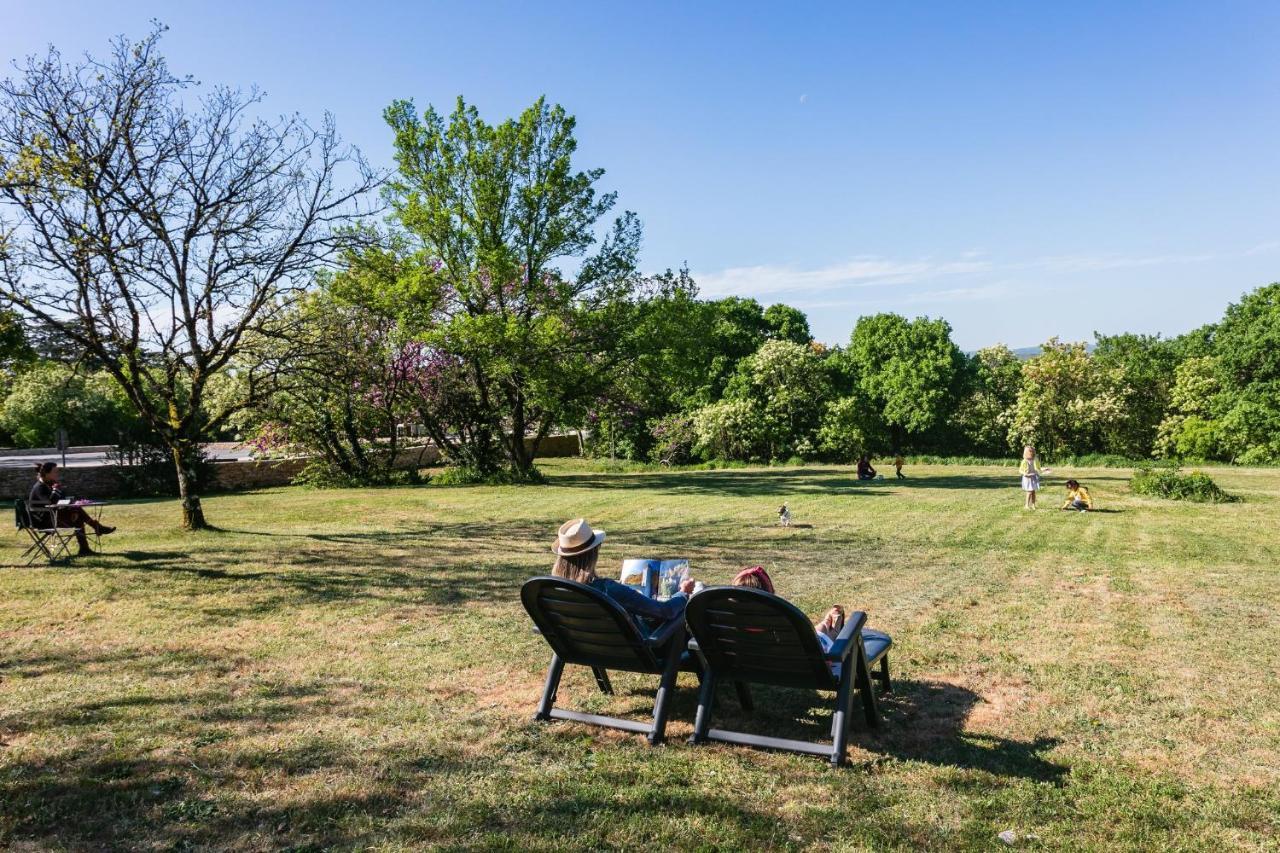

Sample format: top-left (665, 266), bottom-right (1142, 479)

top-left (553, 518), bottom-right (606, 556)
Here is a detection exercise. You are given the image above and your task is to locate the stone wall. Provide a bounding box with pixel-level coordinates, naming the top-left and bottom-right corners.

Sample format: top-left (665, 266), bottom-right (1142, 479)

top-left (0, 434), bottom-right (582, 499)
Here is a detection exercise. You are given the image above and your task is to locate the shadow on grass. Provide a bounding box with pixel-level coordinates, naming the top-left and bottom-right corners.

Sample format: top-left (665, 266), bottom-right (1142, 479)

top-left (651, 676), bottom-right (1064, 782)
top-left (82, 517), bottom-right (895, 622)
top-left (0, 674), bottom-right (468, 849)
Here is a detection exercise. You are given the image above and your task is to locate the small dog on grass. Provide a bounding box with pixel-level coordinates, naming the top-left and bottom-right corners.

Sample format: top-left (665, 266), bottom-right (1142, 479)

top-left (778, 503), bottom-right (791, 527)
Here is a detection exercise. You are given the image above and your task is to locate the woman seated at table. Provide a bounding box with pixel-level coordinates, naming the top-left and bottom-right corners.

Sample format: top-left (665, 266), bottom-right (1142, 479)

top-left (856, 454), bottom-right (878, 480)
top-left (29, 461), bottom-right (115, 555)
top-left (550, 518), bottom-right (696, 628)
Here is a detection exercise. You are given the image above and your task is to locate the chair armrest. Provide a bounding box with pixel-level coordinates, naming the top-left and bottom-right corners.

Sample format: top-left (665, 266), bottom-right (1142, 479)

top-left (824, 610), bottom-right (867, 663)
top-left (644, 616), bottom-right (685, 648)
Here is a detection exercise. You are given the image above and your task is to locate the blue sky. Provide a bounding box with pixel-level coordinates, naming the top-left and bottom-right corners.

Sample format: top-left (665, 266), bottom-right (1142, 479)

top-left (3, 1), bottom-right (1278, 349)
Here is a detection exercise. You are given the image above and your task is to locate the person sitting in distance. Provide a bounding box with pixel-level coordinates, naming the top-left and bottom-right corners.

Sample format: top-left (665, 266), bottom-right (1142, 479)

top-left (29, 461), bottom-right (115, 555)
top-left (550, 518), bottom-right (697, 629)
top-left (856, 454), bottom-right (878, 481)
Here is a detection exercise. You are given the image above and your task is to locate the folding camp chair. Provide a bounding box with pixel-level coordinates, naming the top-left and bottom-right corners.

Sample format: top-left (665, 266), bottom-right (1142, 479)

top-left (14, 500), bottom-right (74, 565)
top-left (521, 576), bottom-right (697, 746)
top-left (684, 586), bottom-right (892, 767)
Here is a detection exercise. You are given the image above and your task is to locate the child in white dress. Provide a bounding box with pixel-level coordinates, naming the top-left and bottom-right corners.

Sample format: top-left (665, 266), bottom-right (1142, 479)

top-left (1019, 445), bottom-right (1051, 509)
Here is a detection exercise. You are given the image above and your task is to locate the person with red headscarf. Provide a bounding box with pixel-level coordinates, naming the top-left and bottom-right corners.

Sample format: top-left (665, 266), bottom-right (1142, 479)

top-left (732, 565), bottom-right (846, 647)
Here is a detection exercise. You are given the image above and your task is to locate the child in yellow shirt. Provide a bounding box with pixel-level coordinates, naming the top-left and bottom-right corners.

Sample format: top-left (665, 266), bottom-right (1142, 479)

top-left (1061, 479), bottom-right (1093, 512)
top-left (1018, 445), bottom-right (1051, 509)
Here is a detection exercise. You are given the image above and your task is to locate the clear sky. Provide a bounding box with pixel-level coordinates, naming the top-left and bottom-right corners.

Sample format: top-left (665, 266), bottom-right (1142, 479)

top-left (3, 1), bottom-right (1278, 349)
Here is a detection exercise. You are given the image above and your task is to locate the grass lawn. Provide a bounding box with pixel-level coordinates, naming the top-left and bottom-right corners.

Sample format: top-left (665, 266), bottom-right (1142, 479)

top-left (2, 461), bottom-right (1279, 850)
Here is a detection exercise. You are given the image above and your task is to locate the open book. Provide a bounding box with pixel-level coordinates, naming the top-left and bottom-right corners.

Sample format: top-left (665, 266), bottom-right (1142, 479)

top-left (619, 558), bottom-right (690, 600)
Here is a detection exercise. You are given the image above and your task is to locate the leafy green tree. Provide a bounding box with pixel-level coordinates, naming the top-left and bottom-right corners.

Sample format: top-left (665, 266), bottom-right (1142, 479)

top-left (1092, 333), bottom-right (1180, 457)
top-left (845, 313), bottom-right (967, 452)
top-left (1211, 283), bottom-right (1280, 462)
top-left (691, 398), bottom-right (766, 461)
top-left (0, 29), bottom-right (376, 527)
top-left (382, 96), bottom-right (646, 476)
top-left (0, 308), bottom-right (31, 370)
top-left (953, 344), bottom-right (1023, 456)
top-left (723, 339), bottom-right (832, 459)
top-left (0, 362), bottom-right (138, 447)
top-left (1008, 338), bottom-right (1126, 458)
top-left (763, 303), bottom-right (812, 345)
top-left (1155, 356), bottom-right (1224, 459)
top-left (254, 289), bottom-right (406, 484)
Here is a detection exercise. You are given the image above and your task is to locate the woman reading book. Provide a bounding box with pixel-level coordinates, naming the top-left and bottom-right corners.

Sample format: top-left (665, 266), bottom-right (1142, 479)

top-left (550, 518), bottom-right (697, 628)
top-left (28, 462), bottom-right (115, 555)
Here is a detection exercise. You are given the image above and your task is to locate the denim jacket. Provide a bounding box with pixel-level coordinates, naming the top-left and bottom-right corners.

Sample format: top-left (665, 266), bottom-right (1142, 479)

top-left (590, 577), bottom-right (688, 631)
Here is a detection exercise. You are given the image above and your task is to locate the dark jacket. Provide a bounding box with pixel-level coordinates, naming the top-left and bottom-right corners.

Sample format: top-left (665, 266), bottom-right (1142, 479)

top-left (27, 479), bottom-right (62, 526)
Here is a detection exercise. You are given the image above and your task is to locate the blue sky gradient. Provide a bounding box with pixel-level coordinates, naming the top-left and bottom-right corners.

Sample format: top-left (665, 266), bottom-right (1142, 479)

top-left (3, 1), bottom-right (1277, 349)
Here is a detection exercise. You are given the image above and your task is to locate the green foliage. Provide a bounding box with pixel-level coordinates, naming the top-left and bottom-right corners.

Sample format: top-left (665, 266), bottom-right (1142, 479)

top-left (648, 412), bottom-right (696, 466)
top-left (953, 344), bottom-right (1022, 456)
top-left (1156, 356), bottom-right (1226, 460)
top-left (256, 290), bottom-right (402, 486)
top-left (762, 303), bottom-right (811, 345)
top-left (1008, 338), bottom-right (1126, 459)
top-left (691, 398), bottom-right (766, 462)
top-left (1092, 332), bottom-right (1180, 457)
top-left (381, 95), bottom-right (647, 475)
top-left (1130, 465), bottom-right (1235, 502)
top-left (722, 339), bottom-right (831, 460)
top-left (845, 313), bottom-right (967, 450)
top-left (0, 307), bottom-right (32, 370)
top-left (816, 394), bottom-right (883, 461)
top-left (0, 362), bottom-right (139, 447)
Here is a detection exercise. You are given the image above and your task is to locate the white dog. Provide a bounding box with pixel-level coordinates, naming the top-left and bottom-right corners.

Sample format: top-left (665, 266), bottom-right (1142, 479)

top-left (778, 503), bottom-right (791, 527)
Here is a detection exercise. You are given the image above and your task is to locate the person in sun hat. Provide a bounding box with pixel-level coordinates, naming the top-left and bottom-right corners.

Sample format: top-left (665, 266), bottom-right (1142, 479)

top-left (550, 518), bottom-right (698, 627)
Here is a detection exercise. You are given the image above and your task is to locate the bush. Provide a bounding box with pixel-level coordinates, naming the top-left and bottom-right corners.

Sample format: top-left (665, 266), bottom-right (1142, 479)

top-left (648, 413), bottom-right (696, 466)
top-left (1129, 466), bottom-right (1235, 503)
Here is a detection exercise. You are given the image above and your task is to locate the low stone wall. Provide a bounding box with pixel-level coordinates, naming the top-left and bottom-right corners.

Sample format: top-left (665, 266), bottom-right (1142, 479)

top-left (0, 434), bottom-right (582, 499)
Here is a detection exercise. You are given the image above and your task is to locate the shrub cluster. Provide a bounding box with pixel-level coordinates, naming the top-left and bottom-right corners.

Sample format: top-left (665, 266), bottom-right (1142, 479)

top-left (1129, 466), bottom-right (1235, 503)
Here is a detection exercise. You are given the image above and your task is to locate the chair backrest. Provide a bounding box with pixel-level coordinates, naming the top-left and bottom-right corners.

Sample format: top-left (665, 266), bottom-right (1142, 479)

top-left (685, 586), bottom-right (836, 689)
top-left (521, 576), bottom-right (665, 674)
top-left (15, 499), bottom-right (31, 531)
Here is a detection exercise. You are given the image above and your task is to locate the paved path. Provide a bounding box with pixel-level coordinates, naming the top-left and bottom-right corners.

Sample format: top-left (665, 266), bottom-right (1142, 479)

top-left (0, 442), bottom-right (255, 468)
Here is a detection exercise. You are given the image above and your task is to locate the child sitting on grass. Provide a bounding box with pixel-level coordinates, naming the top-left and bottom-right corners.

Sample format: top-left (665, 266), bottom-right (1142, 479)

top-left (1061, 479), bottom-right (1093, 512)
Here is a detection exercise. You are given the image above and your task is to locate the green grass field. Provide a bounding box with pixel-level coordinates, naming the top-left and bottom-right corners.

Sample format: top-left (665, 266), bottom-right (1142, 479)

top-left (3, 461), bottom-right (1278, 850)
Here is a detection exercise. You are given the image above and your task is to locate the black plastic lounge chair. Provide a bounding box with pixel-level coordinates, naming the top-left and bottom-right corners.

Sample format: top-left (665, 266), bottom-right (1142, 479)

top-left (521, 576), bottom-right (695, 745)
top-left (684, 586), bottom-right (892, 766)
top-left (14, 500), bottom-right (73, 565)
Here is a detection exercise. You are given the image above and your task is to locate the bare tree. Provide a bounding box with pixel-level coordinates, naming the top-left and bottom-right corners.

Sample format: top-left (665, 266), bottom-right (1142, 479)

top-left (0, 27), bottom-right (379, 528)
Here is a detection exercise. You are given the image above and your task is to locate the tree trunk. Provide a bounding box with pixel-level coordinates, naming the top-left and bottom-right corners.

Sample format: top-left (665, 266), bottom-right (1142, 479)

top-left (171, 441), bottom-right (207, 530)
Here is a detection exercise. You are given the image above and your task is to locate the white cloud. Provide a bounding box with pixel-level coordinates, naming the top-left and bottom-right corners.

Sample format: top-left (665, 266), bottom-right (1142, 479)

top-left (799, 93), bottom-right (808, 104)
top-left (695, 257), bottom-right (992, 298)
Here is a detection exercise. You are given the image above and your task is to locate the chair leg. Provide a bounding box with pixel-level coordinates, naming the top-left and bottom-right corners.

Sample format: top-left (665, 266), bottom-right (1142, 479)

top-left (831, 664), bottom-right (855, 767)
top-left (591, 667), bottom-right (614, 695)
top-left (879, 655), bottom-right (892, 693)
top-left (689, 672), bottom-right (717, 744)
top-left (535, 654), bottom-right (565, 722)
top-left (648, 637), bottom-right (685, 746)
top-left (733, 680), bottom-right (754, 713)
top-left (856, 647), bottom-right (881, 728)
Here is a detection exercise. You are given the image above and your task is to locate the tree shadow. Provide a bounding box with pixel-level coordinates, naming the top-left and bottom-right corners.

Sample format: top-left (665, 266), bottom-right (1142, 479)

top-left (547, 467), bottom-right (894, 498)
